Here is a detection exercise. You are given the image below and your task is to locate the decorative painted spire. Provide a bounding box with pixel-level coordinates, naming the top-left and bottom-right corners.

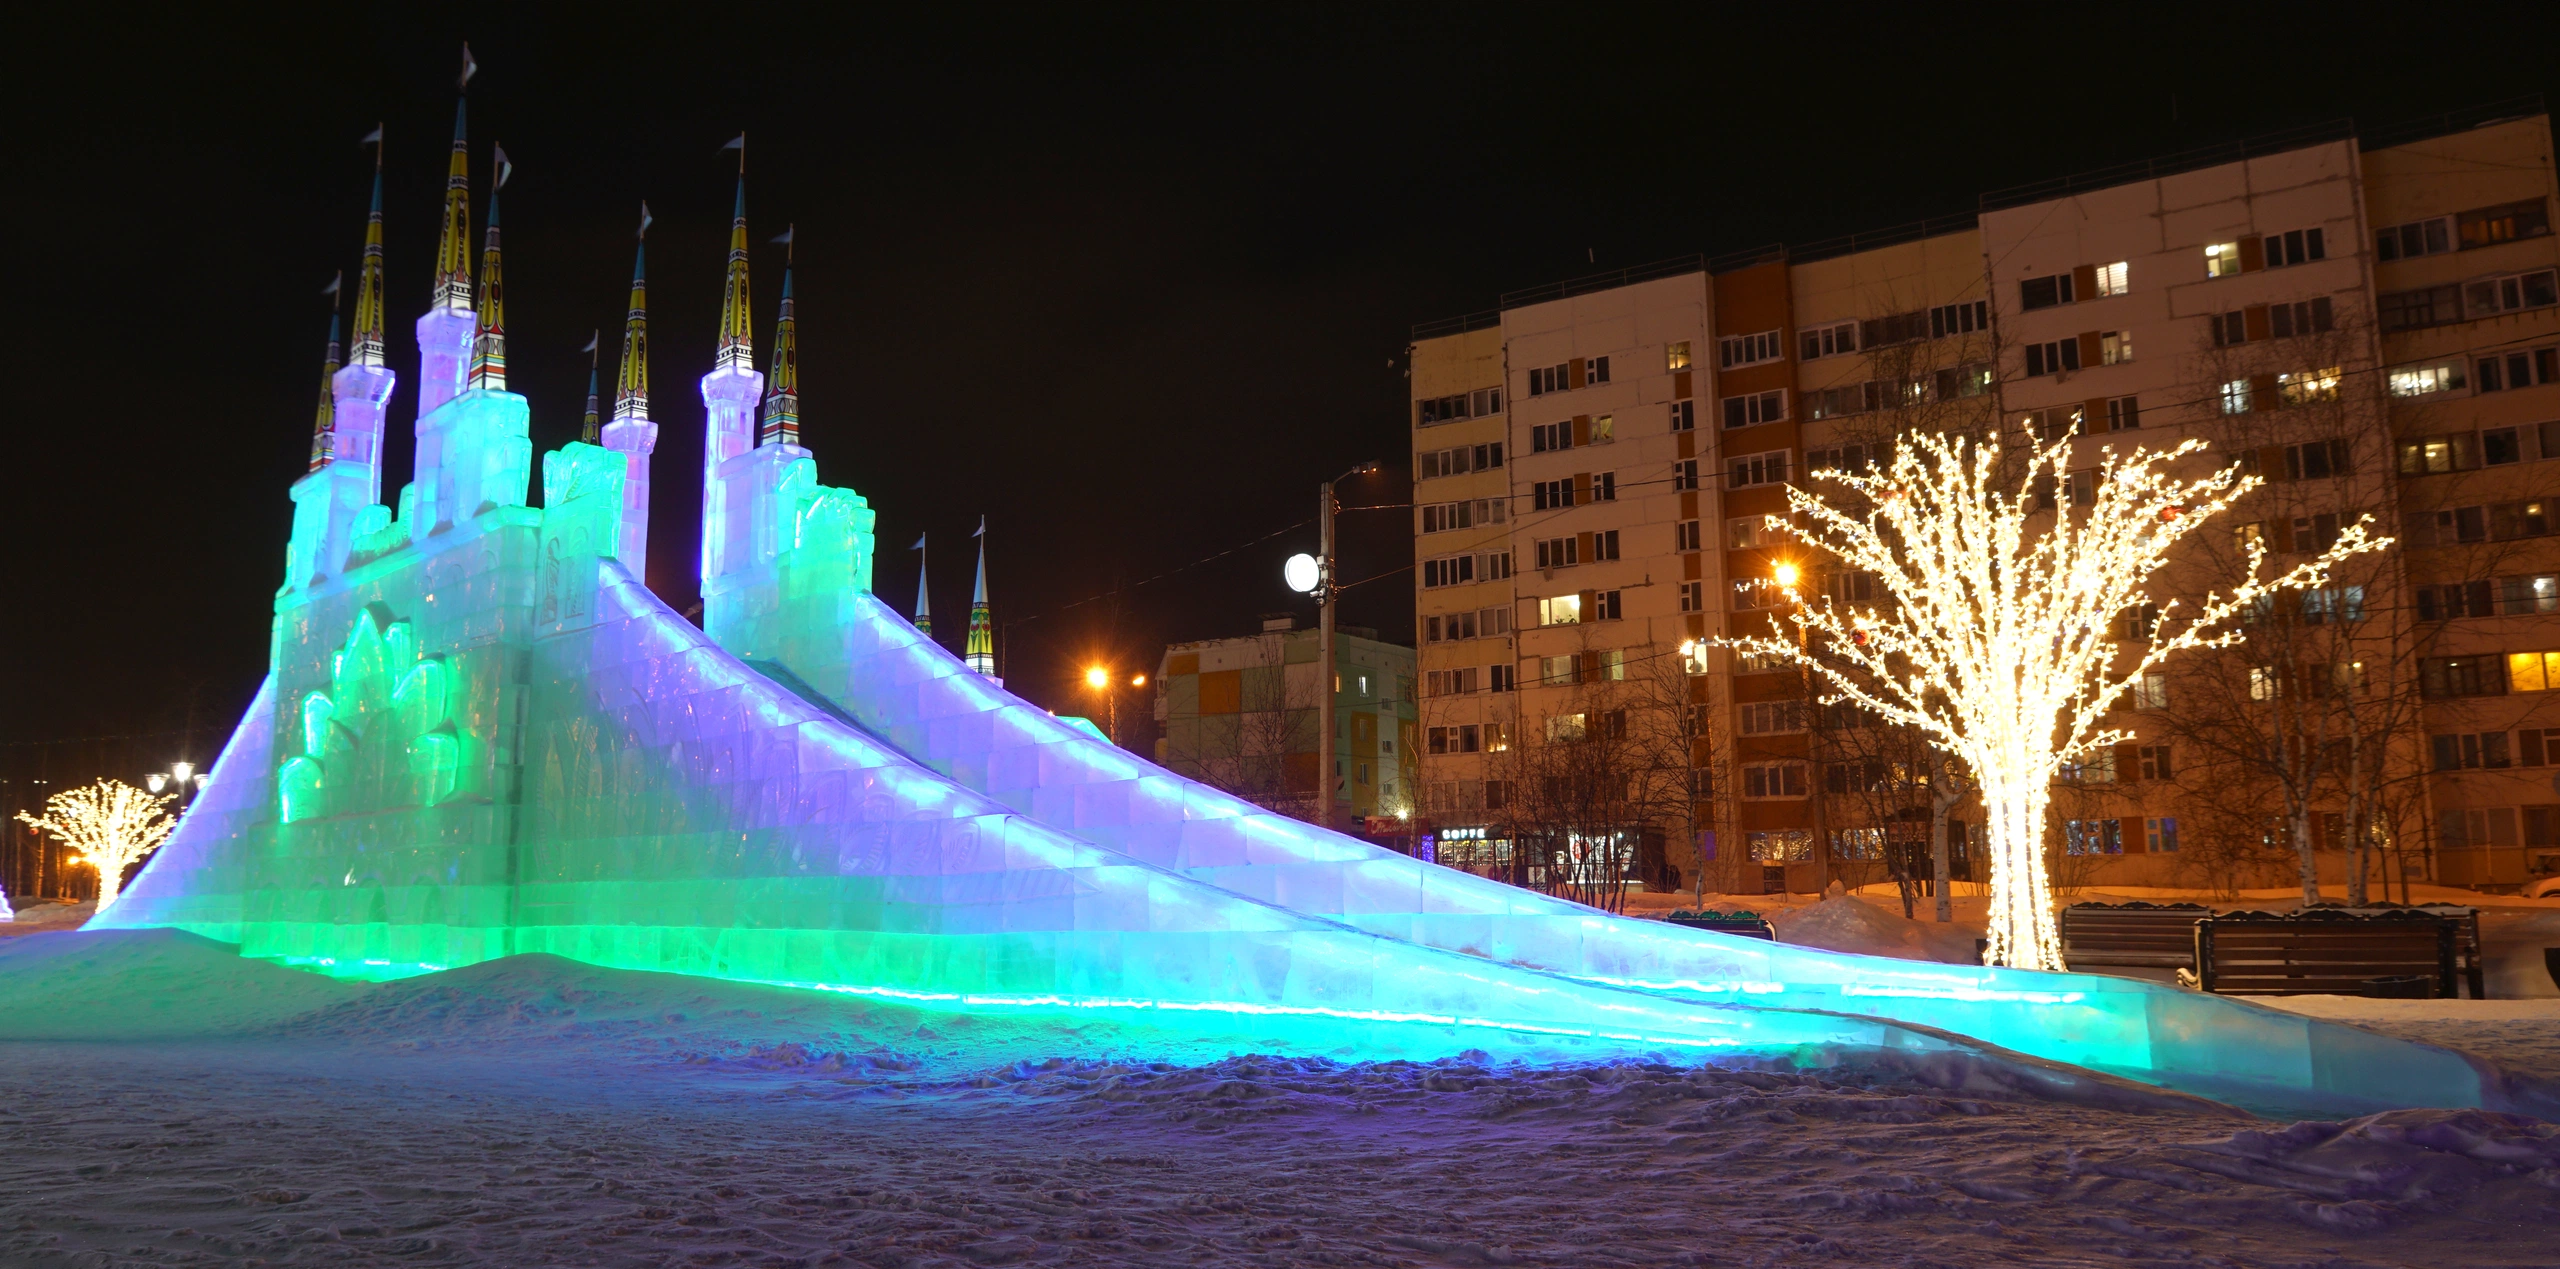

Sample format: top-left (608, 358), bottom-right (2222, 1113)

top-left (351, 129), bottom-right (387, 369)
top-left (965, 517), bottom-right (994, 676)
top-left (714, 136), bottom-right (753, 374)
top-left (468, 145), bottom-right (511, 391)
top-left (759, 225), bottom-right (798, 447)
top-left (430, 93), bottom-right (473, 313)
top-left (612, 204), bottom-right (651, 421)
top-left (581, 331), bottom-right (601, 444)
top-left (309, 273), bottom-right (343, 471)
top-left (911, 533), bottom-right (932, 637)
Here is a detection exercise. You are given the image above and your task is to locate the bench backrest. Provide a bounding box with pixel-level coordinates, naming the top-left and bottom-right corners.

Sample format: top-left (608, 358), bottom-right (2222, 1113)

top-left (2195, 914), bottom-right (2457, 997)
top-left (2059, 904), bottom-right (2210, 958)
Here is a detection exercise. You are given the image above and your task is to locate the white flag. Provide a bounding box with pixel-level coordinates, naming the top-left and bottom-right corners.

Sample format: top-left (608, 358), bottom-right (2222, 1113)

top-left (637, 202), bottom-right (653, 238)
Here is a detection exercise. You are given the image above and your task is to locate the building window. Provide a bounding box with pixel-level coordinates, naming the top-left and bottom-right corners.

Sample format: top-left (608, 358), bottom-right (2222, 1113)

top-left (2478, 347), bottom-right (2560, 393)
top-left (1799, 321), bottom-right (1856, 361)
top-left (1806, 444), bottom-right (1870, 475)
top-left (1528, 363), bottom-right (1568, 396)
top-left (1721, 389), bottom-right (1786, 429)
top-left (1802, 382), bottom-right (1874, 421)
top-left (2093, 261), bottom-right (2131, 296)
top-left (2130, 673), bottom-right (2167, 710)
top-left (1666, 341), bottom-right (1691, 371)
top-left (2269, 297), bottom-right (2334, 338)
top-left (1589, 590), bottom-right (1621, 621)
top-left (2388, 360), bottom-right (2467, 398)
top-left (1533, 477), bottom-right (1572, 510)
top-left (1678, 581), bottom-right (1704, 612)
top-left (1419, 390), bottom-right (1498, 426)
top-left (1417, 441), bottom-right (1504, 480)
top-left (1421, 555), bottom-right (1475, 589)
top-left (2263, 227), bottom-right (2327, 268)
top-left (2377, 216), bottom-right (2453, 261)
top-left (2019, 272), bottom-right (2077, 310)
top-left (1933, 362), bottom-right (1994, 399)
top-left (1727, 450), bottom-right (1789, 489)
top-left (1424, 667), bottom-right (1480, 696)
top-left (1668, 400), bottom-right (1694, 432)
top-left (2300, 585), bottom-right (2364, 624)
top-left (1539, 654), bottom-right (1579, 686)
top-left (1420, 498), bottom-right (1506, 533)
top-left (2218, 378), bottom-right (2252, 415)
top-left (2464, 270), bottom-right (2560, 318)
top-left (1544, 713), bottom-right (1586, 743)
top-left (1739, 701), bottom-right (1805, 735)
top-left (1720, 331), bottom-right (1783, 368)
top-left (1675, 519), bottom-right (1701, 551)
top-left (1742, 762), bottom-right (1808, 799)
top-left (2379, 283), bottom-right (2463, 331)
top-left (2248, 666), bottom-right (2284, 701)
top-left (2509, 650), bottom-right (2560, 693)
top-left (1591, 529), bottom-right (1620, 561)
top-left (1488, 664), bottom-right (1515, 693)
top-left (1928, 300), bottom-right (1989, 338)
top-left (1671, 458), bottom-right (1700, 491)
top-left (2205, 241), bottom-right (2244, 278)
top-left (2432, 731), bottom-right (2512, 771)
top-left (2025, 339), bottom-right (2081, 377)
top-left (1726, 516), bottom-right (1765, 549)
top-left (1533, 536), bottom-right (1577, 570)
top-left (2421, 656), bottom-right (2504, 698)
top-left (2138, 744), bottom-right (2173, 780)
top-left (1539, 594), bottom-right (1581, 626)
top-left (2104, 396), bottom-right (2140, 431)
top-left (2065, 819), bottom-right (2123, 855)
top-left (2100, 330), bottom-right (2134, 365)
top-left (2458, 199), bottom-right (2552, 250)
top-left (1530, 421), bottom-right (1572, 453)
top-left (2145, 817), bottom-right (2179, 854)
top-left (2505, 575), bottom-right (2560, 615)
top-left (1861, 312), bottom-right (1928, 346)
top-left (2278, 367), bottom-right (2342, 405)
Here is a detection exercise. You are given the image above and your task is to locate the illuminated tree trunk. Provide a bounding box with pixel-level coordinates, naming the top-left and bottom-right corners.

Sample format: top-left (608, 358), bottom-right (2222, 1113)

top-left (1979, 774), bottom-right (2061, 968)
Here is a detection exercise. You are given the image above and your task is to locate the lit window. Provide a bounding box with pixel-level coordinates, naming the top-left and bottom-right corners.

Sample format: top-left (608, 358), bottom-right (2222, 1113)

top-left (1666, 341), bottom-right (1691, 371)
top-left (1747, 830), bottom-right (1813, 862)
top-left (2094, 261), bottom-right (2130, 297)
top-left (1539, 594), bottom-right (1582, 626)
top-left (2219, 378), bottom-right (2253, 415)
top-left (2509, 650), bottom-right (2560, 693)
top-left (2131, 673), bottom-right (2168, 711)
top-left (2389, 361), bottom-right (2466, 397)
top-left (2101, 330), bottom-right (2134, 365)
top-left (1545, 713), bottom-right (1587, 743)
top-left (2279, 367), bottom-right (2341, 404)
top-left (2205, 242), bottom-right (2242, 278)
top-left (2249, 666), bottom-right (2283, 700)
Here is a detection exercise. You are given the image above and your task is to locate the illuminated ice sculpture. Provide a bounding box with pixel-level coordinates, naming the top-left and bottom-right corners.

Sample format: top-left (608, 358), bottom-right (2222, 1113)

top-left (89, 134), bottom-right (2556, 1119)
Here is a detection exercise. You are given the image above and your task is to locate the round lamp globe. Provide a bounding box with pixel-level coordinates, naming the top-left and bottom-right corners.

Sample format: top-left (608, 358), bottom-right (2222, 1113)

top-left (1283, 553), bottom-right (1321, 594)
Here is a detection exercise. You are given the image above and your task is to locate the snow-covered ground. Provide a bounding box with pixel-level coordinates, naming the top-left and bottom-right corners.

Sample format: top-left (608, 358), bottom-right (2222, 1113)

top-left (3, 928), bottom-right (2556, 1265)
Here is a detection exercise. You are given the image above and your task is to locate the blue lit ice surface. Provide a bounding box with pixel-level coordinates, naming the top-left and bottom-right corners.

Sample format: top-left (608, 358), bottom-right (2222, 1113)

top-left (89, 258), bottom-right (2548, 1120)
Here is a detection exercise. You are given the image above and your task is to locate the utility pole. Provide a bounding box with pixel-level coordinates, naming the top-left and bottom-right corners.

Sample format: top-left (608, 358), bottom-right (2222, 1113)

top-left (1318, 477), bottom-right (1338, 831)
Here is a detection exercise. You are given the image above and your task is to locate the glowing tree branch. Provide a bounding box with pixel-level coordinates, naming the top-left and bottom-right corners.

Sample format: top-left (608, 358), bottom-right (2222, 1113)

top-left (1722, 430), bottom-right (2386, 970)
top-left (15, 779), bottom-right (178, 911)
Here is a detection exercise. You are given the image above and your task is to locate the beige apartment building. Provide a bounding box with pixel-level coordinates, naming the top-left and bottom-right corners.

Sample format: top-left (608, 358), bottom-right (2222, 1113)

top-left (1409, 99), bottom-right (2560, 895)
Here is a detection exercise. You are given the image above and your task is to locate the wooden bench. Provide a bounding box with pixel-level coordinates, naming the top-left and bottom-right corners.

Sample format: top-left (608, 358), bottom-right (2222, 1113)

top-left (2322, 904), bottom-right (2486, 999)
top-left (2193, 910), bottom-right (2459, 998)
top-left (1666, 911), bottom-right (1776, 940)
top-left (2060, 902), bottom-right (2211, 978)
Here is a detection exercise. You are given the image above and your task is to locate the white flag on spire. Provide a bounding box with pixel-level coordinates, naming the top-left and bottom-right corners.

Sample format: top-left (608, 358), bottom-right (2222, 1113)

top-left (720, 133), bottom-right (745, 154)
top-left (322, 274), bottom-right (342, 297)
top-left (458, 44), bottom-right (478, 90)
top-left (580, 332), bottom-right (598, 354)
top-left (973, 516), bottom-right (986, 537)
top-left (912, 534), bottom-right (927, 551)
top-left (493, 145), bottom-right (513, 189)
top-left (771, 226), bottom-right (794, 246)
top-left (358, 124), bottom-right (382, 148)
top-left (637, 202), bottom-right (653, 238)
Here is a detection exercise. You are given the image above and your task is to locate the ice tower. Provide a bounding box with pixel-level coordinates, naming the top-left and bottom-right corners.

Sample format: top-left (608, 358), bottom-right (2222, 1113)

top-left (598, 207), bottom-right (656, 577)
top-left (90, 117), bottom-right (2560, 1121)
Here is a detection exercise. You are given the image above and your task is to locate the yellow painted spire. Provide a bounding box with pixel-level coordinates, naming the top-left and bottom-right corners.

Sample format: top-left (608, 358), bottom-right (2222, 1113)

top-left (468, 146), bottom-right (511, 391)
top-left (714, 137), bottom-right (752, 374)
top-left (613, 204), bottom-right (651, 421)
top-left (581, 332), bottom-right (601, 444)
top-left (309, 273), bottom-right (342, 471)
top-left (351, 129), bottom-right (387, 369)
top-left (431, 93), bottom-right (474, 313)
top-left (759, 226), bottom-right (798, 447)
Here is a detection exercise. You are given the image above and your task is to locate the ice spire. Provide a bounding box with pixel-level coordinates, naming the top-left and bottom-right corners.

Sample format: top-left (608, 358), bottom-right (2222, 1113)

top-left (580, 331), bottom-right (601, 444)
top-left (308, 273), bottom-right (343, 471)
top-left (613, 205), bottom-right (651, 421)
top-left (965, 517), bottom-right (994, 675)
top-left (350, 130), bottom-right (387, 369)
top-left (430, 93), bottom-right (474, 314)
top-left (759, 225), bottom-right (798, 448)
top-left (912, 533), bottom-right (932, 637)
top-left (467, 145), bottom-right (511, 391)
top-left (714, 137), bottom-right (753, 374)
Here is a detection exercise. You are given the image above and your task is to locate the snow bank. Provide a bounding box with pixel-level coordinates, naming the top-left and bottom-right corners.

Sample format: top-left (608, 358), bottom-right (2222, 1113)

top-left (0, 928), bottom-right (360, 1039)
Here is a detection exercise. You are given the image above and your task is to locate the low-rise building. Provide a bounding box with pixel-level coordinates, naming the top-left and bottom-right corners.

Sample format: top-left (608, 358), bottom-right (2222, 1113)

top-left (1153, 616), bottom-right (1417, 824)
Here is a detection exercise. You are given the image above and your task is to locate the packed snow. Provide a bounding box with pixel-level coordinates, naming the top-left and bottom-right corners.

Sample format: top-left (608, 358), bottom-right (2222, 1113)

top-left (1, 928), bottom-right (2555, 1265)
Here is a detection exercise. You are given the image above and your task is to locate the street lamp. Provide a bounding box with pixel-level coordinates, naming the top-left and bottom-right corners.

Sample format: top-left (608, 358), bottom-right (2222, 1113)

top-left (1283, 461), bottom-right (1378, 831)
top-left (145, 761), bottom-right (208, 807)
top-left (1082, 666), bottom-right (1147, 744)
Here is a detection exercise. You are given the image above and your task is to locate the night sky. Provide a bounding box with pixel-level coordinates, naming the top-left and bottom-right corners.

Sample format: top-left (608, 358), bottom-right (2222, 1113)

top-left (9, 5), bottom-right (2560, 773)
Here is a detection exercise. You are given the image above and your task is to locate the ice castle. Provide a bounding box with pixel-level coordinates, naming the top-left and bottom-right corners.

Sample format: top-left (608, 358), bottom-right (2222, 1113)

top-left (91, 97), bottom-right (2557, 1119)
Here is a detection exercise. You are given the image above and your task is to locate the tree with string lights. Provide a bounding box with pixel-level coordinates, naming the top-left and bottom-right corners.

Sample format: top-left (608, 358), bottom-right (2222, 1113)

top-left (15, 779), bottom-right (178, 911)
top-left (1723, 429), bottom-right (2386, 970)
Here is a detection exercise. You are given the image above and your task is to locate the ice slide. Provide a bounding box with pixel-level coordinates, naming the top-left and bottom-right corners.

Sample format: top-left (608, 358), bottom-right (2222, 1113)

top-left (714, 584), bottom-right (2558, 1118)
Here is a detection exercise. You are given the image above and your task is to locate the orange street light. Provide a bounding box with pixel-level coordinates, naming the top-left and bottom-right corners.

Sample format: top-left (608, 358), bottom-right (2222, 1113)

top-left (1772, 561), bottom-right (1801, 588)
top-left (1130, 674), bottom-right (1147, 688)
top-left (1084, 665), bottom-right (1110, 690)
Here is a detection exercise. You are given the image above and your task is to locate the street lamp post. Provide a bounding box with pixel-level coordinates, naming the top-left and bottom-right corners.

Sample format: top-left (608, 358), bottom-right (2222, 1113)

top-left (1770, 561), bottom-right (1828, 895)
top-left (145, 761), bottom-right (207, 809)
top-left (1288, 462), bottom-right (1377, 831)
top-left (1082, 666), bottom-right (1148, 747)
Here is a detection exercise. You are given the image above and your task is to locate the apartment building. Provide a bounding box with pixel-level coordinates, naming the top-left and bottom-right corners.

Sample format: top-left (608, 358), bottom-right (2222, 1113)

top-left (1410, 99), bottom-right (2560, 895)
top-left (1152, 616), bottom-right (1418, 824)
